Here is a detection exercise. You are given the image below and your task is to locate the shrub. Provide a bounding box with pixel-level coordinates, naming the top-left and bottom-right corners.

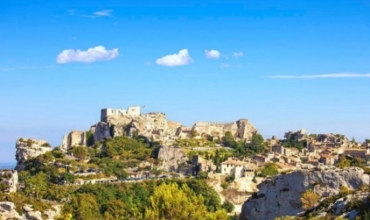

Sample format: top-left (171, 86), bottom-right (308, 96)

top-left (222, 200), bottom-right (234, 212)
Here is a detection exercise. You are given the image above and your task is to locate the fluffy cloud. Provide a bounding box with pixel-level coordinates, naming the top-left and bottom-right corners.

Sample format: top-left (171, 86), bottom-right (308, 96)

top-left (233, 52), bottom-right (243, 58)
top-left (156, 49), bottom-right (193, 67)
top-left (205, 49), bottom-right (220, 59)
top-left (56, 46), bottom-right (119, 64)
top-left (93, 10), bottom-right (113, 17)
top-left (269, 73), bottom-right (370, 79)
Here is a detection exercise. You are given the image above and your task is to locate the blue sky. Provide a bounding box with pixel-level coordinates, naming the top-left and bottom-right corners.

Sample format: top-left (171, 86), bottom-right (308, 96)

top-left (1, 0), bottom-right (370, 163)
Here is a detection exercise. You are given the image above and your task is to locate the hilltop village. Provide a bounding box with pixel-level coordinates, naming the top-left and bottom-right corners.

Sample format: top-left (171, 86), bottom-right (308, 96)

top-left (1, 106), bottom-right (370, 220)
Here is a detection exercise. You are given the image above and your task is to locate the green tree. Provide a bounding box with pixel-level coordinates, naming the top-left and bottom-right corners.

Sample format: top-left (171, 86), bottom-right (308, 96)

top-left (102, 199), bottom-right (126, 219)
top-left (223, 131), bottom-right (236, 148)
top-left (86, 130), bottom-right (95, 147)
top-left (221, 200), bottom-right (234, 213)
top-left (197, 171), bottom-right (208, 179)
top-left (260, 163), bottom-right (279, 177)
top-left (24, 172), bottom-right (48, 199)
top-left (71, 193), bottom-right (101, 220)
top-left (145, 182), bottom-right (227, 220)
top-left (71, 146), bottom-right (88, 160)
top-left (338, 155), bottom-right (350, 168)
top-left (247, 134), bottom-right (266, 154)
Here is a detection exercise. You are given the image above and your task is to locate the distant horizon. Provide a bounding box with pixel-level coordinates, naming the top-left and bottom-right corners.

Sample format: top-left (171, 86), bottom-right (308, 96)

top-left (1, 0), bottom-right (369, 163)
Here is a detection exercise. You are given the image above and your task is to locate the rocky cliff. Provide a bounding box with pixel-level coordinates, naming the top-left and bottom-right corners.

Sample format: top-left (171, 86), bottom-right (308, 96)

top-left (239, 167), bottom-right (369, 220)
top-left (0, 202), bottom-right (61, 220)
top-left (92, 109), bottom-right (258, 145)
top-left (157, 146), bottom-right (189, 172)
top-left (0, 170), bottom-right (18, 193)
top-left (15, 138), bottom-right (52, 171)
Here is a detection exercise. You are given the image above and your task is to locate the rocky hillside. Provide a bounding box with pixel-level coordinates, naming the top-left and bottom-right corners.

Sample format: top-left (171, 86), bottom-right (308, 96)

top-left (61, 108), bottom-right (258, 151)
top-left (15, 138), bottom-right (52, 171)
top-left (240, 167), bottom-right (370, 220)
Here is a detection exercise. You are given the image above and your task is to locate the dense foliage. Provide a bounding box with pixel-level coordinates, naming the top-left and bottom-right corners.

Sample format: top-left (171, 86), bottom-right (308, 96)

top-left (61, 179), bottom-right (227, 220)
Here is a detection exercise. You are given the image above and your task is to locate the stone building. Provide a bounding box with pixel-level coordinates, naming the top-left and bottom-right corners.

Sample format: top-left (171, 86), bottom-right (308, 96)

top-left (61, 130), bottom-right (86, 152)
top-left (100, 106), bottom-right (141, 122)
top-left (343, 147), bottom-right (370, 160)
top-left (221, 158), bottom-right (256, 179)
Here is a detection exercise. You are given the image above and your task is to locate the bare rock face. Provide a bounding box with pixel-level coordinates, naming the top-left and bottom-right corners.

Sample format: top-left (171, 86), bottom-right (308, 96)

top-left (15, 138), bottom-right (52, 171)
top-left (0, 202), bottom-right (22, 219)
top-left (93, 108), bottom-right (258, 145)
top-left (240, 167), bottom-right (369, 220)
top-left (93, 112), bottom-right (176, 143)
top-left (23, 205), bottom-right (43, 220)
top-left (61, 130), bottom-right (86, 152)
top-left (44, 205), bottom-right (62, 220)
top-left (93, 122), bottom-right (112, 141)
top-left (0, 170), bottom-right (18, 193)
top-left (157, 146), bottom-right (188, 172)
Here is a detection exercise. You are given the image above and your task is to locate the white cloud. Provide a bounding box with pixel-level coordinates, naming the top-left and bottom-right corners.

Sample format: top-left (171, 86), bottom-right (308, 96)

top-left (156, 49), bottom-right (193, 67)
top-left (56, 46), bottom-right (119, 64)
top-left (220, 63), bottom-right (230, 68)
top-left (205, 49), bottom-right (220, 59)
top-left (233, 52), bottom-right (243, 59)
top-left (269, 73), bottom-right (370, 79)
top-left (93, 10), bottom-right (113, 17)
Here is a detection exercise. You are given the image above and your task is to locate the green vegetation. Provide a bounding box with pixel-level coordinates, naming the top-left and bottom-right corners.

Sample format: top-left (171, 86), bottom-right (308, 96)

top-left (259, 163), bottom-right (279, 177)
top-left (2, 134), bottom-right (233, 219)
top-left (71, 146), bottom-right (88, 160)
top-left (145, 182), bottom-right (227, 220)
top-left (282, 133), bottom-right (306, 152)
top-left (175, 138), bottom-right (216, 148)
top-left (86, 130), bottom-right (95, 147)
top-left (60, 179), bottom-right (227, 219)
top-left (300, 189), bottom-right (319, 211)
top-left (221, 200), bottom-right (235, 213)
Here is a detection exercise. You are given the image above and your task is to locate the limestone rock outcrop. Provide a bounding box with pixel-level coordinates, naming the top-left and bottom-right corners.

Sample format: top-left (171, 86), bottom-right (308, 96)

top-left (157, 146), bottom-right (189, 172)
top-left (0, 170), bottom-right (18, 193)
top-left (44, 205), bottom-right (62, 220)
top-left (23, 205), bottom-right (43, 220)
top-left (0, 202), bottom-right (61, 220)
top-left (61, 131), bottom-right (86, 152)
top-left (91, 107), bottom-right (258, 145)
top-left (15, 138), bottom-right (52, 171)
top-left (0, 202), bottom-right (22, 220)
top-left (240, 167), bottom-right (369, 220)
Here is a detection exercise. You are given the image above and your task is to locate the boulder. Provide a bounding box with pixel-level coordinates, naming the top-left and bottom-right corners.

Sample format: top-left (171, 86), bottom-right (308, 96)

top-left (239, 167), bottom-right (369, 220)
top-left (23, 205), bottom-right (42, 220)
top-left (0, 201), bottom-right (22, 219)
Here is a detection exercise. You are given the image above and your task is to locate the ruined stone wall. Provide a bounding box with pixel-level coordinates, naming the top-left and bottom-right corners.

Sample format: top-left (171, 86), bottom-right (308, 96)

top-left (61, 131), bottom-right (86, 152)
top-left (100, 106), bottom-right (141, 122)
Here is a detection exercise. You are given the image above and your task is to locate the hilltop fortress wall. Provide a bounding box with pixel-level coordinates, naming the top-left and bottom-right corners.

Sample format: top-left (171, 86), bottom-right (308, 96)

top-left (60, 106), bottom-right (258, 151)
top-left (101, 106), bottom-right (140, 122)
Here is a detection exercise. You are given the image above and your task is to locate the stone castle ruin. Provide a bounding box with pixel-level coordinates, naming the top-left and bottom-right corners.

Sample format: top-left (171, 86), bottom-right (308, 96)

top-left (100, 106), bottom-right (141, 122)
top-left (59, 106), bottom-right (258, 152)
